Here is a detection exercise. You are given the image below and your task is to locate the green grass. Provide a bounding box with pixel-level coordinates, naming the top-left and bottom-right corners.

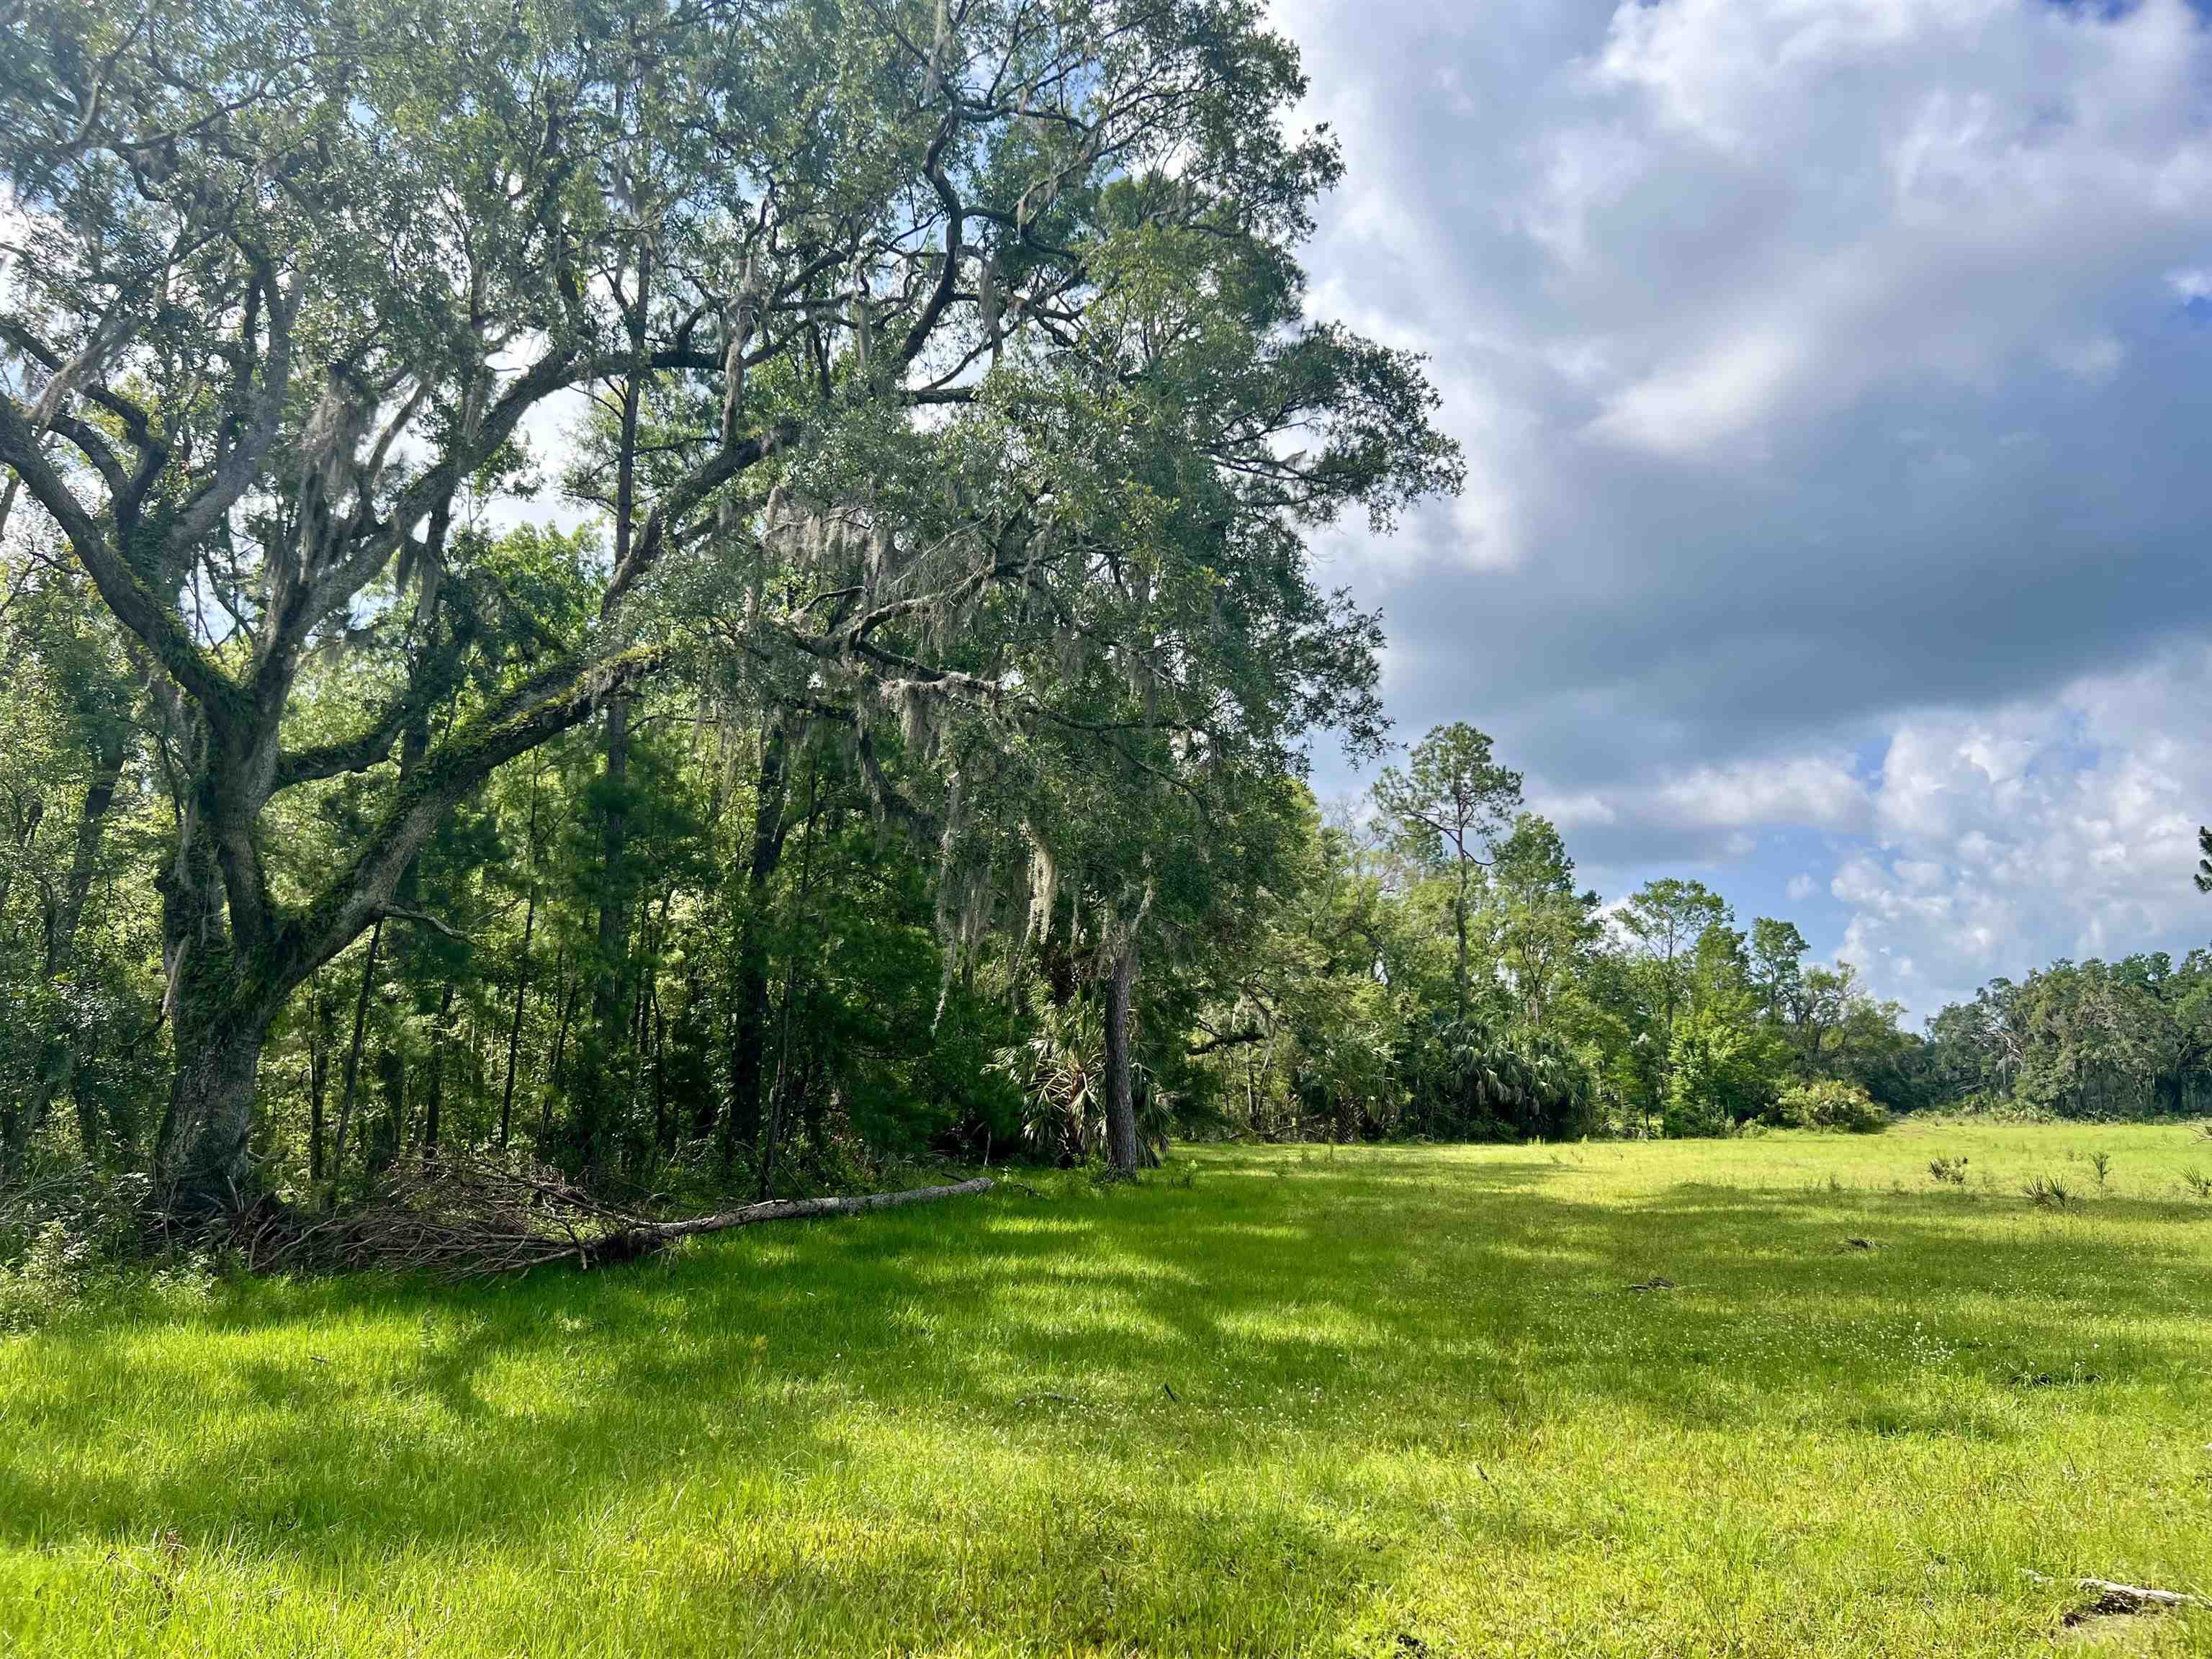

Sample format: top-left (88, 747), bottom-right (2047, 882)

top-left (4, 1123), bottom-right (2211, 1656)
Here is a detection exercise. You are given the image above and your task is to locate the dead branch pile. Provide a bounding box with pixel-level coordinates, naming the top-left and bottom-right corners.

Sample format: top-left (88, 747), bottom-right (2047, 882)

top-left (238, 1153), bottom-right (992, 1279)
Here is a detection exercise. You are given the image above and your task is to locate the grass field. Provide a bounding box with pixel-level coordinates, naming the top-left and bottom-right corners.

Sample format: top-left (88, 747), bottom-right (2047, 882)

top-left (3, 1123), bottom-right (2210, 1656)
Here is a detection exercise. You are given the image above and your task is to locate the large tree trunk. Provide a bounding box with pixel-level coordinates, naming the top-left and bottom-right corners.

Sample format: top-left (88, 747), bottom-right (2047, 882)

top-left (155, 1005), bottom-right (269, 1219)
top-left (152, 830), bottom-right (253, 1213)
top-left (722, 714), bottom-right (787, 1164)
top-left (1103, 935), bottom-right (1142, 1177)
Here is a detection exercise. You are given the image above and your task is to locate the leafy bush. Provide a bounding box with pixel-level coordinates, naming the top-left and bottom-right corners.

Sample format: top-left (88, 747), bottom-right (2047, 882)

top-left (2021, 1172), bottom-right (2074, 1209)
top-left (1767, 1078), bottom-right (1887, 1134)
top-left (1663, 1019), bottom-right (1779, 1138)
top-left (1928, 1154), bottom-right (1969, 1185)
top-left (0, 1221), bottom-right (86, 1333)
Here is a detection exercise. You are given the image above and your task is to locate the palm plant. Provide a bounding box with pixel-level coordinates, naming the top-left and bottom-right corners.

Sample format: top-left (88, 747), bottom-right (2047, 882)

top-left (999, 1003), bottom-right (1106, 1165)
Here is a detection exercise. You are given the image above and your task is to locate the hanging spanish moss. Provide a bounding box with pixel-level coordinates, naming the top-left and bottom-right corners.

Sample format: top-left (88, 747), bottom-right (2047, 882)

top-left (1024, 826), bottom-right (1058, 948)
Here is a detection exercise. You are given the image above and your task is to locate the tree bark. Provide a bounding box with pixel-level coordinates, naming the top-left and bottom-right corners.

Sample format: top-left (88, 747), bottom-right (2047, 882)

top-left (1103, 935), bottom-right (1142, 1176)
top-left (154, 1017), bottom-right (268, 1220)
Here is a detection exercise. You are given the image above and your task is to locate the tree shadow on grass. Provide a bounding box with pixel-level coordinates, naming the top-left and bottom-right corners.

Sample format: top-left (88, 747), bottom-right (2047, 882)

top-left (1, 1151), bottom-right (2207, 1647)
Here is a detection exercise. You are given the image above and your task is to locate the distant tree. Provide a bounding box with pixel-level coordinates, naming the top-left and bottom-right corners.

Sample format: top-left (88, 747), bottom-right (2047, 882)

top-left (1749, 917), bottom-right (1809, 1026)
top-left (1374, 724), bottom-right (1523, 1019)
top-left (1489, 814), bottom-right (1601, 1031)
top-left (1617, 878), bottom-right (1730, 1118)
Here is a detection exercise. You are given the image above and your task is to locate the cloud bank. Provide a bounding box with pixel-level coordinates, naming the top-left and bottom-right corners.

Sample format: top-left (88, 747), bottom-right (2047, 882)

top-left (1281, 0), bottom-right (2212, 1017)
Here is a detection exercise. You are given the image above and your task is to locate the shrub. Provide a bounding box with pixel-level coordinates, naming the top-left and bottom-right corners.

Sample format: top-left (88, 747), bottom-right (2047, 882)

top-left (0, 1221), bottom-right (85, 1334)
top-left (2180, 1168), bottom-right (2212, 1201)
top-left (1768, 1079), bottom-right (1887, 1134)
top-left (1928, 1154), bottom-right (1969, 1186)
top-left (1663, 1019), bottom-right (1779, 1138)
top-left (2022, 1173), bottom-right (2073, 1209)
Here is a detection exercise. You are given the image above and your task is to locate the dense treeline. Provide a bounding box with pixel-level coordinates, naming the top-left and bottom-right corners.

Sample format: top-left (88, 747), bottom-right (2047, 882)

top-left (1194, 728), bottom-right (2212, 1141)
top-left (1923, 953), bottom-right (2212, 1121)
top-left (2, 0), bottom-right (2203, 1253)
top-left (1182, 724), bottom-right (1924, 1142)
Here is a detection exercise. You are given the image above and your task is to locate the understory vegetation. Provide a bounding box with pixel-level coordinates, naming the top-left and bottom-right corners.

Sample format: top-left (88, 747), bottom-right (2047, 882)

top-left (3, 1125), bottom-right (2208, 1656)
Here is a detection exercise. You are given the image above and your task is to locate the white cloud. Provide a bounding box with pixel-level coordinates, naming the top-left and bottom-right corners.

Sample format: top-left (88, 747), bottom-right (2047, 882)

top-left (1833, 644), bottom-right (2212, 1013)
top-left (1650, 752), bottom-right (1871, 835)
top-left (1588, 325), bottom-right (1809, 457)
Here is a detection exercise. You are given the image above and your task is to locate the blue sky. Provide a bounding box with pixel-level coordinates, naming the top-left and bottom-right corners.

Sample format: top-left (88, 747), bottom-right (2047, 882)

top-left (1283, 0), bottom-right (2212, 1020)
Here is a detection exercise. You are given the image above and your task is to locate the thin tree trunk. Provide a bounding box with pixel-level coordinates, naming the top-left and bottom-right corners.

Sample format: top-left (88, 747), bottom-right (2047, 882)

top-left (590, 1179), bottom-right (995, 1264)
top-left (500, 869), bottom-right (538, 1147)
top-left (1104, 935), bottom-right (1141, 1176)
top-left (581, 241), bottom-right (652, 1178)
top-left (423, 979), bottom-right (456, 1152)
top-left (1453, 855), bottom-right (1470, 1022)
top-left (759, 741), bottom-right (821, 1199)
top-left (651, 986), bottom-right (670, 1154)
top-left (580, 691), bottom-right (631, 1173)
top-left (308, 969), bottom-right (331, 1184)
top-left (724, 714), bottom-right (788, 1166)
top-left (328, 917), bottom-right (385, 1200)
top-left (545, 947), bottom-right (575, 1146)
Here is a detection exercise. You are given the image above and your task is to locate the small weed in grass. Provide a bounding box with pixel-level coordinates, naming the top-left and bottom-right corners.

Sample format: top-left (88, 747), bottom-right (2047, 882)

top-left (2180, 1167), bottom-right (2212, 1201)
top-left (2023, 1172), bottom-right (2074, 1209)
top-left (2088, 1149), bottom-right (2113, 1188)
top-left (1928, 1155), bottom-right (1970, 1186)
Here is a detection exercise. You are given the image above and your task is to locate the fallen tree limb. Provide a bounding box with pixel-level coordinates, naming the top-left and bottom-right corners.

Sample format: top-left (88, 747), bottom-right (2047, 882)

top-left (243, 1156), bottom-right (994, 1279)
top-left (2075, 1579), bottom-right (2206, 1615)
top-left (2026, 1572), bottom-right (2207, 1619)
top-left (590, 1180), bottom-right (997, 1264)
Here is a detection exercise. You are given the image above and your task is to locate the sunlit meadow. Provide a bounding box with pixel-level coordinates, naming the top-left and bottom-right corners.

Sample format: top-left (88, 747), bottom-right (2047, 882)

top-left (3, 1123), bottom-right (2209, 1656)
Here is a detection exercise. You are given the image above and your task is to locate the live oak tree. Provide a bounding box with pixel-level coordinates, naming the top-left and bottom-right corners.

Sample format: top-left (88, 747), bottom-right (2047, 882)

top-left (1, 0), bottom-right (1455, 1210)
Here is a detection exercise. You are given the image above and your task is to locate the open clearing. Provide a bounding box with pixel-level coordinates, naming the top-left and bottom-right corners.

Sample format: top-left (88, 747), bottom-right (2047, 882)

top-left (3, 1123), bottom-right (2210, 1656)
